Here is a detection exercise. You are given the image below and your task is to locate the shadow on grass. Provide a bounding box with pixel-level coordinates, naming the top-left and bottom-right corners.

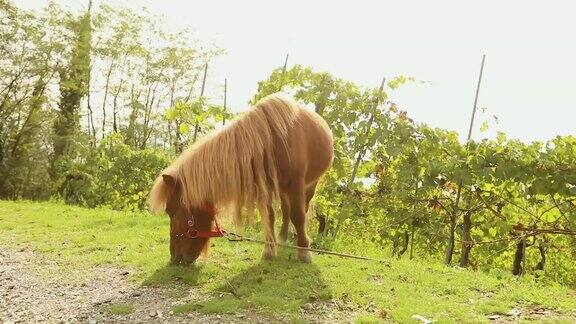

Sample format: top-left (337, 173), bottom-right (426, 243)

top-left (143, 249), bottom-right (332, 315)
top-left (142, 262), bottom-right (202, 286)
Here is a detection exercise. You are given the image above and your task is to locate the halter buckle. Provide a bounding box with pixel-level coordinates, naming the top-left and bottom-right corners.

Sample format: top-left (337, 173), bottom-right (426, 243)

top-left (186, 228), bottom-right (198, 239)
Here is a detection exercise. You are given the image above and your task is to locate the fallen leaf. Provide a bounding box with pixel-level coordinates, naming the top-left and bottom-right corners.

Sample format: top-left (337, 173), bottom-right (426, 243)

top-left (506, 308), bottom-right (521, 317)
top-left (378, 308), bottom-right (388, 318)
top-left (412, 314), bottom-right (435, 323)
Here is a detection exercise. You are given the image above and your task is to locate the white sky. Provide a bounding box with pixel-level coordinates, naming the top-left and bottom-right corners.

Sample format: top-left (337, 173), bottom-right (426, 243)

top-left (17, 0), bottom-right (576, 142)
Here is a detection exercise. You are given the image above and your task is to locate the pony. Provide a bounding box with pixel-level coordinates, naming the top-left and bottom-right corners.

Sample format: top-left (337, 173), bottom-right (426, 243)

top-left (149, 93), bottom-right (333, 264)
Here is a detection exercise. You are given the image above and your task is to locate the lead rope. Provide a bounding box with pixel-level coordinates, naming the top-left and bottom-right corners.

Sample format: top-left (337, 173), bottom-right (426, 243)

top-left (222, 231), bottom-right (388, 263)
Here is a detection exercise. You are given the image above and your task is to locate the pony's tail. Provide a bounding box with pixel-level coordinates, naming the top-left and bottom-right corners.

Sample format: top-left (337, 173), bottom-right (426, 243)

top-left (252, 93), bottom-right (300, 201)
top-left (149, 174), bottom-right (170, 213)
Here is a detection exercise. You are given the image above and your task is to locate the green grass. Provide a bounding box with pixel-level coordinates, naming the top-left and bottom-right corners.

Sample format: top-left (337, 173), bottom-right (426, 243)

top-left (106, 303), bottom-right (134, 315)
top-left (1, 200), bottom-right (575, 323)
top-left (355, 315), bottom-right (384, 324)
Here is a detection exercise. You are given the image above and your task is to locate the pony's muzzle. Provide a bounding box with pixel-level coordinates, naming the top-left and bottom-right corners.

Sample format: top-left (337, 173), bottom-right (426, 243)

top-left (171, 252), bottom-right (198, 265)
top-left (170, 253), bottom-right (183, 264)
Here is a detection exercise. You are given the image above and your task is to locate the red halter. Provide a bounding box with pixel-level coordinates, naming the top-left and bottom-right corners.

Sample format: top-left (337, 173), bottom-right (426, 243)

top-left (171, 203), bottom-right (225, 239)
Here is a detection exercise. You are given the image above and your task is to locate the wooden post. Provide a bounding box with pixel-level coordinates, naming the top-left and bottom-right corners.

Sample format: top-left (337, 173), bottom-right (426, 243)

top-left (278, 53), bottom-right (289, 91)
top-left (466, 54), bottom-right (486, 141)
top-left (446, 54), bottom-right (486, 265)
top-left (282, 53), bottom-right (289, 74)
top-left (200, 62), bottom-right (208, 97)
top-left (192, 62), bottom-right (209, 142)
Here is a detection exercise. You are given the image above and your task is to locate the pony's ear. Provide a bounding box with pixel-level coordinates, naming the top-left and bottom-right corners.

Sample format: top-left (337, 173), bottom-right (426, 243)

top-left (162, 174), bottom-right (176, 188)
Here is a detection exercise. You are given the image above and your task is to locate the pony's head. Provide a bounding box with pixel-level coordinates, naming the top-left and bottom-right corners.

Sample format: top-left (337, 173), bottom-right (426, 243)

top-left (149, 173), bottom-right (213, 265)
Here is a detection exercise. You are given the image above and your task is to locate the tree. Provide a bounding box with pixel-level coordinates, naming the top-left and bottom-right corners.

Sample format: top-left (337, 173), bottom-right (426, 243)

top-left (51, 2), bottom-right (92, 182)
top-left (0, 1), bottom-right (58, 198)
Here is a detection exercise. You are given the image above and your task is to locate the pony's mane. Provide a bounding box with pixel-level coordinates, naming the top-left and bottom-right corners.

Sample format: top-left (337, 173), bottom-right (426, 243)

top-left (149, 93), bottom-right (300, 218)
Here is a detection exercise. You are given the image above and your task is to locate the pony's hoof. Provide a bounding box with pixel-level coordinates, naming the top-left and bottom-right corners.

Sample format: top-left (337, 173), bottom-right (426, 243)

top-left (297, 250), bottom-right (312, 263)
top-left (261, 247), bottom-right (277, 260)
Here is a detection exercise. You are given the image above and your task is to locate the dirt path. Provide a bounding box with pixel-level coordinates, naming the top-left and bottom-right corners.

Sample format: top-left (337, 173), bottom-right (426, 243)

top-left (0, 246), bottom-right (355, 323)
top-left (0, 246), bottom-right (267, 323)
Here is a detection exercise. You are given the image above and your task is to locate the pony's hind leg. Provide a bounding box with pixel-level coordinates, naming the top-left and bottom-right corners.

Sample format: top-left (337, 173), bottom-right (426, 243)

top-left (280, 182), bottom-right (316, 243)
top-left (287, 177), bottom-right (312, 263)
top-left (279, 193), bottom-right (291, 243)
top-left (305, 182), bottom-right (318, 213)
top-left (259, 196), bottom-right (277, 260)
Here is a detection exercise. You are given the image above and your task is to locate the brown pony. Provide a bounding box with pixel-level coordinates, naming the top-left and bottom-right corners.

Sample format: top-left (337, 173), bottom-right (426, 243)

top-left (149, 93), bottom-right (333, 264)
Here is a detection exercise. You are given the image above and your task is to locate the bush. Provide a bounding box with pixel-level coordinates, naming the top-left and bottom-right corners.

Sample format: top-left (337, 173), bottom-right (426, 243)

top-left (60, 133), bottom-right (171, 210)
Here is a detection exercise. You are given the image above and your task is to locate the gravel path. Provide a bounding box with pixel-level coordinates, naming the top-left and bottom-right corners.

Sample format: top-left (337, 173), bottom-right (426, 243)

top-left (0, 246), bottom-right (356, 323)
top-left (0, 246), bottom-right (271, 323)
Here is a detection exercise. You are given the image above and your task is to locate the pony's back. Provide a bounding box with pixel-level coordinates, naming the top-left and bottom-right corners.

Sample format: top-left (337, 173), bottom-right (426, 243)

top-left (149, 93), bottom-right (301, 217)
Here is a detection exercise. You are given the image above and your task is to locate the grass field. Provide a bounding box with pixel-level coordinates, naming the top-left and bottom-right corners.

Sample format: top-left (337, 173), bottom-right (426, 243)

top-left (1, 200), bottom-right (575, 323)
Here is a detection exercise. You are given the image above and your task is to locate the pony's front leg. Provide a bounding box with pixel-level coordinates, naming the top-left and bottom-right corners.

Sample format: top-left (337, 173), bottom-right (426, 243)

top-left (279, 193), bottom-right (291, 243)
top-left (259, 199), bottom-right (277, 260)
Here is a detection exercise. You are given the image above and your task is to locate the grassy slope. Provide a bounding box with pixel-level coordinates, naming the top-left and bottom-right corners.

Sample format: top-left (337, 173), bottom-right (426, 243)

top-left (0, 200), bottom-right (574, 323)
